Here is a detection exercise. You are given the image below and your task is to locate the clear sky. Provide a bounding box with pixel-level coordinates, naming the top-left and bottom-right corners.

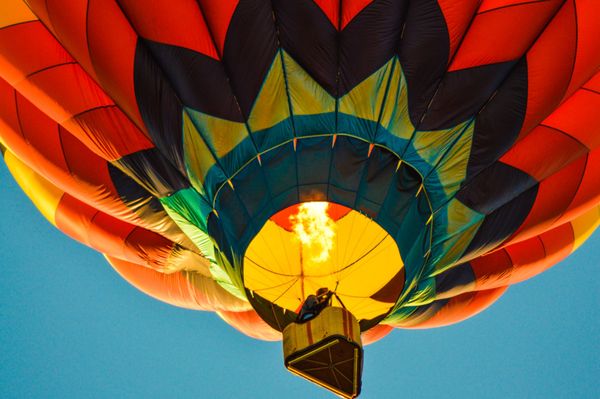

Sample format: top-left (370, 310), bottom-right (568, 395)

top-left (1, 162), bottom-right (598, 399)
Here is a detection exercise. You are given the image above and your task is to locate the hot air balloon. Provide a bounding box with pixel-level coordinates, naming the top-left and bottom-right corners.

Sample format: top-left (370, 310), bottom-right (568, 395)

top-left (1, 0), bottom-right (599, 397)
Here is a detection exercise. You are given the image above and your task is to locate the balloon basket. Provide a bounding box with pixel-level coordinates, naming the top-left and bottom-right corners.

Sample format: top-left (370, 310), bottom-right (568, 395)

top-left (282, 307), bottom-right (363, 398)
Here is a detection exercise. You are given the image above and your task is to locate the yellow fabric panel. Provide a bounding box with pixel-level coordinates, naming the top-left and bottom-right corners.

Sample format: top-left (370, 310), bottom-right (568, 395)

top-left (433, 122), bottom-right (475, 198)
top-left (283, 51), bottom-right (335, 116)
top-left (339, 59), bottom-right (393, 123)
top-left (4, 150), bottom-right (63, 226)
top-left (244, 210), bottom-right (403, 321)
top-left (378, 59), bottom-right (414, 139)
top-left (182, 111), bottom-right (217, 190)
top-left (0, 0), bottom-right (36, 28)
top-left (247, 54), bottom-right (290, 132)
top-left (185, 108), bottom-right (248, 159)
top-left (571, 204), bottom-right (600, 251)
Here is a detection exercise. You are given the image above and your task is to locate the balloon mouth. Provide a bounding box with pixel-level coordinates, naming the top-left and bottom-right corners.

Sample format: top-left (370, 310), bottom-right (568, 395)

top-left (243, 201), bottom-right (405, 322)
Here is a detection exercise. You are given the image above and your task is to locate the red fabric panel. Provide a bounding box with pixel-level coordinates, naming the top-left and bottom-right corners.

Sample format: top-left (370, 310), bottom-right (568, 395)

top-left (542, 88), bottom-right (600, 150)
top-left (67, 106), bottom-right (154, 161)
top-left (85, 0), bottom-right (146, 131)
top-left (341, 0), bottom-right (373, 29)
top-left (585, 70), bottom-right (600, 91)
top-left (124, 227), bottom-right (175, 271)
top-left (0, 21), bottom-right (73, 84)
top-left (479, 0), bottom-right (545, 13)
top-left (508, 223), bottom-right (574, 284)
top-left (196, 0), bottom-right (239, 56)
top-left (448, 0), bottom-right (562, 71)
top-left (472, 248), bottom-right (513, 290)
top-left (437, 0), bottom-right (480, 58)
top-left (554, 148), bottom-right (600, 225)
top-left (519, 0), bottom-right (577, 137)
top-left (501, 125), bottom-right (587, 181)
top-left (270, 202), bottom-right (352, 231)
top-left (402, 287), bottom-right (507, 329)
top-left (119, 0), bottom-right (218, 59)
top-left (16, 94), bottom-right (69, 173)
top-left (218, 309), bottom-right (281, 341)
top-left (107, 256), bottom-right (217, 311)
top-left (56, 193), bottom-right (177, 270)
top-left (509, 155), bottom-right (586, 243)
top-left (361, 324), bottom-right (392, 346)
top-left (32, 0), bottom-right (98, 79)
top-left (562, 0), bottom-right (600, 100)
top-left (0, 78), bottom-right (23, 138)
top-left (313, 0), bottom-right (340, 28)
top-left (54, 194), bottom-right (98, 245)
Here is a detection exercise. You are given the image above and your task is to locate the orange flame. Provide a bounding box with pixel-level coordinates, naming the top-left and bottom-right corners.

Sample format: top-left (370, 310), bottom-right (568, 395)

top-left (289, 202), bottom-right (336, 264)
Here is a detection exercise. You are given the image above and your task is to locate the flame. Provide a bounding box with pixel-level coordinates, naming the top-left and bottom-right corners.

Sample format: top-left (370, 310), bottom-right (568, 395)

top-left (290, 202), bottom-right (336, 264)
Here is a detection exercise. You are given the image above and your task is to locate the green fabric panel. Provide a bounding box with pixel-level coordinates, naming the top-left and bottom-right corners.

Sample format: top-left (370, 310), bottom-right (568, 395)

top-left (160, 189), bottom-right (246, 301)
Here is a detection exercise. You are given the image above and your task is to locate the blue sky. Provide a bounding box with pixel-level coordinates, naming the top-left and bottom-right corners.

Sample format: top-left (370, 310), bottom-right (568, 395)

top-left (1, 162), bottom-right (598, 399)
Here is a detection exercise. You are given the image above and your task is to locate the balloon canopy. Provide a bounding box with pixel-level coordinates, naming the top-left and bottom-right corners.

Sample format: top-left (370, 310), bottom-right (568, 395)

top-left (1, 0), bottom-right (599, 349)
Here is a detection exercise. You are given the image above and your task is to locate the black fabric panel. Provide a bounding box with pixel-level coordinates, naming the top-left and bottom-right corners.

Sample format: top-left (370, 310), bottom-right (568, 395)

top-left (113, 148), bottom-right (189, 197)
top-left (455, 161), bottom-right (537, 215)
top-left (419, 61), bottom-right (517, 130)
top-left (399, 0), bottom-right (449, 127)
top-left (359, 146), bottom-right (397, 204)
top-left (466, 59), bottom-right (528, 180)
top-left (272, 0), bottom-right (338, 94)
top-left (296, 136), bottom-right (333, 186)
top-left (338, 0), bottom-right (408, 96)
top-left (370, 268), bottom-right (405, 303)
top-left (378, 163), bottom-right (421, 226)
top-left (222, 0), bottom-right (279, 118)
top-left (107, 163), bottom-right (165, 214)
top-left (133, 41), bottom-right (186, 175)
top-left (435, 262), bottom-right (475, 296)
top-left (330, 136), bottom-right (369, 193)
top-left (142, 39), bottom-right (243, 122)
top-left (231, 159), bottom-right (271, 221)
top-left (464, 184), bottom-right (538, 255)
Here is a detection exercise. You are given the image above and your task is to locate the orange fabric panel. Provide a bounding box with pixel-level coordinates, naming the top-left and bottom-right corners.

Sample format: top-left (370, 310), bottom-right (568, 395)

top-left (341, 0), bottom-right (373, 29)
top-left (0, 21), bottom-right (73, 84)
top-left (501, 125), bottom-right (587, 181)
top-left (119, 0), bottom-right (218, 59)
top-left (437, 0), bottom-right (480, 58)
top-left (448, 0), bottom-right (562, 71)
top-left (519, 0), bottom-right (577, 137)
top-left (313, 0), bottom-right (340, 28)
top-left (107, 256), bottom-right (219, 311)
top-left (507, 223), bottom-right (574, 284)
top-left (562, 0), bottom-right (600, 100)
top-left (401, 287), bottom-right (508, 329)
top-left (85, 0), bottom-right (146, 132)
top-left (553, 148), bottom-right (600, 226)
top-left (508, 155), bottom-right (587, 243)
top-left (504, 237), bottom-right (546, 283)
top-left (195, 0), bottom-right (239, 57)
top-left (218, 309), bottom-right (281, 341)
top-left (542, 88), bottom-right (600, 150)
top-left (123, 227), bottom-right (176, 271)
top-left (361, 324), bottom-right (392, 346)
